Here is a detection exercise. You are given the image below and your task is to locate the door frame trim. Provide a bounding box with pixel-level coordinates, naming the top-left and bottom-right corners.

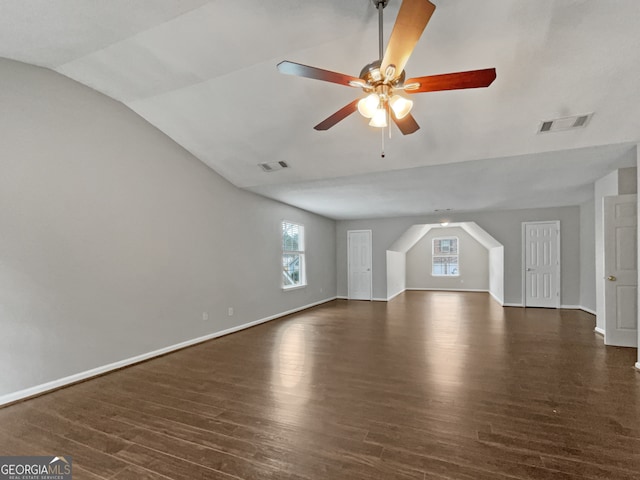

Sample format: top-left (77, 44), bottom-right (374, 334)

top-left (347, 229), bottom-right (373, 301)
top-left (521, 221), bottom-right (561, 308)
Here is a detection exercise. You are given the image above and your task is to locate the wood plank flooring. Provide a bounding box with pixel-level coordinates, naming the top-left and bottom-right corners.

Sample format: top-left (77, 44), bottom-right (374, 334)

top-left (1, 291), bottom-right (639, 479)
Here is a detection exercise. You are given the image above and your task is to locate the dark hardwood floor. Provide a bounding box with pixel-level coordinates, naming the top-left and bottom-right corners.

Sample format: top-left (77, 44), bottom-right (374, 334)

top-left (1, 291), bottom-right (639, 479)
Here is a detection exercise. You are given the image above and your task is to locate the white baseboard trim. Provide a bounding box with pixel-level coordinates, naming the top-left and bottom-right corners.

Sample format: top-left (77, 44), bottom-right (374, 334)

top-left (594, 327), bottom-right (605, 336)
top-left (503, 303), bottom-right (597, 313)
top-left (0, 296), bottom-right (337, 407)
top-left (488, 290), bottom-right (504, 306)
top-left (336, 296), bottom-right (384, 301)
top-left (407, 288), bottom-right (505, 305)
top-left (406, 288), bottom-right (489, 292)
top-left (561, 305), bottom-right (597, 316)
top-left (386, 289), bottom-right (406, 301)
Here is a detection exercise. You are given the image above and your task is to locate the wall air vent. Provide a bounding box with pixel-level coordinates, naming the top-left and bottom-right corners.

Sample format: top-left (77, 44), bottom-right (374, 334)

top-left (538, 113), bottom-right (593, 134)
top-left (259, 161), bottom-right (289, 172)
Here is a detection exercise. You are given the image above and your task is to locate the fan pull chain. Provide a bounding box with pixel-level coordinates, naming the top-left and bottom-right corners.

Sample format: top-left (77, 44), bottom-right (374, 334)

top-left (381, 125), bottom-right (385, 158)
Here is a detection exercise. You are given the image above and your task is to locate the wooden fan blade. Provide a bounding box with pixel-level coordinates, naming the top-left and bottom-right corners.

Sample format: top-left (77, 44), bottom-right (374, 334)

top-left (277, 61), bottom-right (362, 87)
top-left (391, 111), bottom-right (420, 135)
top-left (381, 0), bottom-right (436, 79)
top-left (406, 68), bottom-right (497, 93)
top-left (314, 99), bottom-right (360, 131)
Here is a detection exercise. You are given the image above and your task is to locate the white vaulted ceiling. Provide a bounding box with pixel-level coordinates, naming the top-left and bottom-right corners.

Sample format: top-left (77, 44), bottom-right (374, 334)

top-left (1, 0), bottom-right (639, 218)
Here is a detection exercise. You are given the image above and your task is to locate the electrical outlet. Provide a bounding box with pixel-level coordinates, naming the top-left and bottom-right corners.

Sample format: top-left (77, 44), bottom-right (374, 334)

top-left (202, 312), bottom-right (209, 321)
top-left (228, 307), bottom-right (234, 316)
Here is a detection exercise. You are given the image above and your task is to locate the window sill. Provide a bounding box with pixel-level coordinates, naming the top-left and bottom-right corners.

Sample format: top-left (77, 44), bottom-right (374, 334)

top-left (282, 284), bottom-right (307, 292)
top-left (431, 275), bottom-right (460, 277)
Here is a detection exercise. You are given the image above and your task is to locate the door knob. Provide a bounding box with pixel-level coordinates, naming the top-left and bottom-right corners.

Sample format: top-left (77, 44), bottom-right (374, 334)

top-left (607, 275), bottom-right (617, 281)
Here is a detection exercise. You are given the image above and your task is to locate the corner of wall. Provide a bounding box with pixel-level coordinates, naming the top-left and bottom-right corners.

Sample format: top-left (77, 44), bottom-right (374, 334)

top-left (489, 245), bottom-right (505, 305)
top-left (637, 146), bottom-right (640, 367)
top-left (386, 250), bottom-right (406, 301)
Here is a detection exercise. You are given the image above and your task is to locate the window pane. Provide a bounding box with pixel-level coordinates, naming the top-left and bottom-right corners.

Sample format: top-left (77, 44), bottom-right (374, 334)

top-left (283, 253), bottom-right (301, 286)
top-left (433, 256), bottom-right (459, 276)
top-left (282, 222), bottom-right (300, 251)
top-left (434, 238), bottom-right (458, 255)
top-left (282, 221), bottom-right (305, 287)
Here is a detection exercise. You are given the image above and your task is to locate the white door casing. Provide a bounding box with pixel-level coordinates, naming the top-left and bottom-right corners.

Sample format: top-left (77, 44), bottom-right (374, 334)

top-left (348, 230), bottom-right (372, 300)
top-left (523, 221), bottom-right (561, 308)
top-left (604, 194), bottom-right (638, 347)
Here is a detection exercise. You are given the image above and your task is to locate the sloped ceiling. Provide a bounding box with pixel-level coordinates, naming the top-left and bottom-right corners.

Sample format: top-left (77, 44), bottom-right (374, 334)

top-left (1, 0), bottom-right (639, 219)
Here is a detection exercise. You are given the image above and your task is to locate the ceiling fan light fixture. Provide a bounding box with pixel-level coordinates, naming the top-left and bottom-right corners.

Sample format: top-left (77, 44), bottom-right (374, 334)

top-left (357, 93), bottom-right (380, 118)
top-left (384, 64), bottom-right (396, 79)
top-left (389, 95), bottom-right (413, 119)
top-left (277, 0), bottom-right (496, 136)
top-left (369, 107), bottom-right (388, 128)
top-left (371, 68), bottom-right (383, 82)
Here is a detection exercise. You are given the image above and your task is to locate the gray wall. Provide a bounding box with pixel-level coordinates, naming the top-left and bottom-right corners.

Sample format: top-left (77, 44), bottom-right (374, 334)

top-left (337, 206), bottom-right (581, 305)
top-left (579, 199), bottom-right (596, 312)
top-left (0, 59), bottom-right (336, 397)
top-left (406, 226), bottom-right (489, 291)
top-left (619, 166), bottom-right (638, 196)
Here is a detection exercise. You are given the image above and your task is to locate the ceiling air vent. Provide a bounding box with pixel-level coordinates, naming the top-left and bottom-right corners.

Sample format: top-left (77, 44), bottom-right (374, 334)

top-left (538, 113), bottom-right (593, 134)
top-left (540, 121), bottom-right (553, 132)
top-left (259, 161), bottom-right (289, 172)
top-left (573, 115), bottom-right (590, 128)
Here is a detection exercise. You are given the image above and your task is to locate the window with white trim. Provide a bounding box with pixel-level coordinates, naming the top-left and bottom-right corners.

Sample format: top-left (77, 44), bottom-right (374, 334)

top-left (282, 221), bottom-right (306, 288)
top-left (432, 237), bottom-right (459, 276)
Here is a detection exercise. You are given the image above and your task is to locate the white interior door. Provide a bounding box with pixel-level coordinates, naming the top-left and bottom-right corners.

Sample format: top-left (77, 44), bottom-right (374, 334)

top-left (604, 194), bottom-right (638, 347)
top-left (348, 230), bottom-right (372, 300)
top-left (524, 221), bottom-right (560, 308)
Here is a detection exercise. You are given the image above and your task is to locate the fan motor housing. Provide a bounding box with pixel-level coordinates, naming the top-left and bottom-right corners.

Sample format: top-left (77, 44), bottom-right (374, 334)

top-left (359, 60), bottom-right (405, 90)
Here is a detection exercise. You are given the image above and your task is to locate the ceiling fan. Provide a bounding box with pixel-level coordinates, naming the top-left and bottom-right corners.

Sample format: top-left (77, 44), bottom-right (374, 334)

top-left (277, 0), bottom-right (496, 135)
